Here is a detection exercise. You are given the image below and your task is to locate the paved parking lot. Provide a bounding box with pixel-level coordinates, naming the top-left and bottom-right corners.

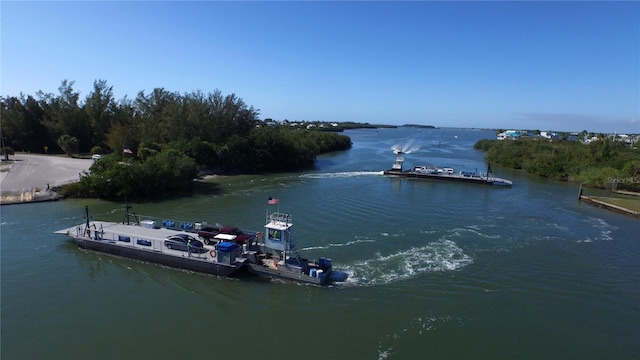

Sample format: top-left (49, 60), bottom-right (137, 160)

top-left (1, 154), bottom-right (93, 204)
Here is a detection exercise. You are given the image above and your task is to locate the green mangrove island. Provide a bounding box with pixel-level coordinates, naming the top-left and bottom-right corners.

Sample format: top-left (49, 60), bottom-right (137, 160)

top-left (1, 80), bottom-right (352, 200)
top-left (474, 137), bottom-right (640, 192)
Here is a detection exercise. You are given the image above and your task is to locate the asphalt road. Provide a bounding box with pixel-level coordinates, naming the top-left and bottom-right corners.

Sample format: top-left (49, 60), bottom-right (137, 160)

top-left (0, 154), bottom-right (93, 191)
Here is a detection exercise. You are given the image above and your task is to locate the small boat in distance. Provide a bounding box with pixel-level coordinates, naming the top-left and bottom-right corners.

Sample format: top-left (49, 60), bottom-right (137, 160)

top-left (383, 149), bottom-right (513, 186)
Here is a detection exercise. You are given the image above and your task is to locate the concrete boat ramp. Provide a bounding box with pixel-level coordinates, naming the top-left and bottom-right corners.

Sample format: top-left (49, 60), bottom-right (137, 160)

top-left (1, 154), bottom-right (93, 205)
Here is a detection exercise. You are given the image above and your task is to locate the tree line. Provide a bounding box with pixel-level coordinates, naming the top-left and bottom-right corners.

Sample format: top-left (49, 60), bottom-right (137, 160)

top-left (1, 80), bottom-right (352, 199)
top-left (474, 138), bottom-right (640, 191)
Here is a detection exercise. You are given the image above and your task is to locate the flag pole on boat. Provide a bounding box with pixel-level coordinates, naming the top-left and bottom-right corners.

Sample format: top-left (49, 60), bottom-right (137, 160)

top-left (267, 196), bottom-right (281, 262)
top-left (268, 196), bottom-right (280, 212)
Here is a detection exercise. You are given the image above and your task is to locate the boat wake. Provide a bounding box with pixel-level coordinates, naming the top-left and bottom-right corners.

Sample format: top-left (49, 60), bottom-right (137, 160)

top-left (450, 226), bottom-right (502, 240)
top-left (377, 313), bottom-right (463, 359)
top-left (577, 216), bottom-right (617, 243)
top-left (337, 239), bottom-right (473, 287)
top-left (299, 238), bottom-right (376, 251)
top-left (378, 312), bottom-right (463, 360)
top-left (299, 171), bottom-right (383, 179)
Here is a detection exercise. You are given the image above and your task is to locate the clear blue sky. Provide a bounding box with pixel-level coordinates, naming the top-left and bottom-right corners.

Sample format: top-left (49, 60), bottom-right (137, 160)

top-left (2, 1), bottom-right (639, 134)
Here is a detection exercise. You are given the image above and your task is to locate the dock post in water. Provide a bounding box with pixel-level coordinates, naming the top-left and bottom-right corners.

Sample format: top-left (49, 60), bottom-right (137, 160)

top-left (578, 183), bottom-right (583, 200)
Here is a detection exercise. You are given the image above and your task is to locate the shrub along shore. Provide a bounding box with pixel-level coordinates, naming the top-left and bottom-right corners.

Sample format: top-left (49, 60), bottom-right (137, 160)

top-left (475, 137), bottom-right (640, 217)
top-left (474, 138), bottom-right (640, 192)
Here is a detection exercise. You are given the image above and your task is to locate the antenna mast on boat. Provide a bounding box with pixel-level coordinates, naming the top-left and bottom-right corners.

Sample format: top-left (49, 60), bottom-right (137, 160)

top-left (84, 205), bottom-right (90, 232)
top-left (487, 163), bottom-right (493, 181)
top-left (123, 197), bottom-right (132, 225)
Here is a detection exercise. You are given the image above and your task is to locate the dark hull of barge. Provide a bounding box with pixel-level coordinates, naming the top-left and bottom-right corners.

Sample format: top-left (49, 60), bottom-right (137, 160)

top-left (383, 169), bottom-right (512, 186)
top-left (72, 236), bottom-right (244, 277)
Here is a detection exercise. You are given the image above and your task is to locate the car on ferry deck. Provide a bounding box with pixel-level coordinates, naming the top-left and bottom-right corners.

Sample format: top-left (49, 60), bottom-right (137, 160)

top-left (197, 226), bottom-right (222, 244)
top-left (219, 226), bottom-right (252, 244)
top-left (164, 234), bottom-right (206, 253)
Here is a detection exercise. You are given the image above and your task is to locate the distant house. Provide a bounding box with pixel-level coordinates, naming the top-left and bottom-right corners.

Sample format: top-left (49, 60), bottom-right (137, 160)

top-left (584, 136), bottom-right (599, 144)
top-left (540, 131), bottom-right (553, 139)
top-left (497, 130), bottom-right (521, 140)
top-left (615, 134), bottom-right (639, 147)
top-left (540, 131), bottom-right (560, 141)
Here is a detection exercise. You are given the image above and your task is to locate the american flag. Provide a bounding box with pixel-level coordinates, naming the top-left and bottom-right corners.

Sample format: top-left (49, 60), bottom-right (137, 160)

top-left (268, 196), bottom-right (279, 205)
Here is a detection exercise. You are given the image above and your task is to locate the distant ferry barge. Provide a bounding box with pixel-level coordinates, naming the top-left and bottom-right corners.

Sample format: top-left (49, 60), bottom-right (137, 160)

top-left (383, 150), bottom-right (513, 186)
top-left (56, 203), bottom-right (347, 285)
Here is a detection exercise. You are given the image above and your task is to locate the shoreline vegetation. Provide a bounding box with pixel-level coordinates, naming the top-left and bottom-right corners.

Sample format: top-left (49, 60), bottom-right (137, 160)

top-left (474, 137), bottom-right (640, 192)
top-left (0, 80), bottom-right (356, 200)
top-left (475, 137), bottom-right (640, 217)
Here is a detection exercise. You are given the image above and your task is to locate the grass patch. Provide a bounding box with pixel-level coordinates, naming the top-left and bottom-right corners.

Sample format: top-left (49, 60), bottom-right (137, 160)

top-left (590, 196), bottom-right (640, 212)
top-left (0, 161), bottom-right (14, 172)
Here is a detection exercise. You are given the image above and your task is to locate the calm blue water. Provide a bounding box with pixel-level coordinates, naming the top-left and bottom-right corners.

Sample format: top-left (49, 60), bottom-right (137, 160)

top-left (2, 127), bottom-right (638, 359)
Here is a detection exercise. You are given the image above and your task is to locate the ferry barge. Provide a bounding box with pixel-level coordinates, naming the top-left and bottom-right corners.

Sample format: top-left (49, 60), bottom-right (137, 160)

top-left (55, 203), bottom-right (346, 285)
top-left (55, 205), bottom-right (246, 277)
top-left (383, 149), bottom-right (513, 186)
